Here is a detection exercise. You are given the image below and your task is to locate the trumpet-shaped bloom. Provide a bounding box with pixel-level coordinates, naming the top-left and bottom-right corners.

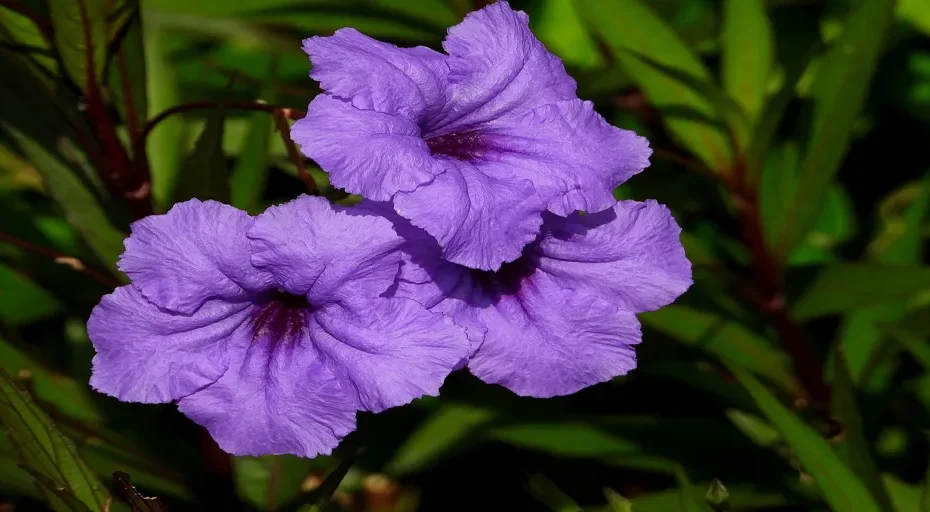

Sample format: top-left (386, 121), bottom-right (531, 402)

top-left (292, 1), bottom-right (651, 271)
top-left (88, 196), bottom-right (469, 457)
top-left (363, 199), bottom-right (692, 397)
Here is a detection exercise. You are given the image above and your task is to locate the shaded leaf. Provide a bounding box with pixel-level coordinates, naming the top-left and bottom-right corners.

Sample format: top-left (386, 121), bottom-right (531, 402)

top-left (727, 363), bottom-right (881, 512)
top-left (0, 366), bottom-right (110, 512)
top-left (774, 0), bottom-right (896, 261)
top-left (2, 125), bottom-right (126, 275)
top-left (832, 351), bottom-right (896, 512)
top-left (642, 305), bottom-right (798, 392)
top-left (0, 336), bottom-right (103, 423)
top-left (172, 106), bottom-right (229, 203)
top-left (576, 0), bottom-right (732, 171)
top-left (526, 474), bottom-right (583, 512)
top-left (792, 263), bottom-right (930, 320)
top-left (48, 0), bottom-right (107, 92)
top-left (0, 263), bottom-right (61, 325)
top-left (107, 2), bottom-right (147, 140)
top-left (386, 403), bottom-right (495, 476)
top-left (113, 471), bottom-right (170, 512)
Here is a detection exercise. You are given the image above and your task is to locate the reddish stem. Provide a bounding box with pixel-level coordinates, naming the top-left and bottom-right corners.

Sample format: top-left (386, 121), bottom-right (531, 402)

top-left (273, 110), bottom-right (317, 193)
top-left (0, 232), bottom-right (119, 287)
top-left (729, 158), bottom-right (831, 412)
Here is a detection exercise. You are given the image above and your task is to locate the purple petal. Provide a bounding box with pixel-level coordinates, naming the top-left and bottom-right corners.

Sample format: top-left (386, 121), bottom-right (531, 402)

top-left (462, 274), bottom-right (642, 397)
top-left (291, 95), bottom-right (443, 200)
top-left (248, 195), bottom-right (403, 304)
top-left (433, 1), bottom-right (576, 130)
top-left (118, 199), bottom-right (271, 315)
top-left (177, 335), bottom-right (356, 458)
top-left (302, 28), bottom-right (448, 119)
top-left (393, 164), bottom-right (544, 270)
top-left (309, 296), bottom-right (469, 412)
top-left (536, 200), bottom-right (692, 312)
top-left (88, 286), bottom-right (252, 403)
top-left (490, 99), bottom-right (652, 215)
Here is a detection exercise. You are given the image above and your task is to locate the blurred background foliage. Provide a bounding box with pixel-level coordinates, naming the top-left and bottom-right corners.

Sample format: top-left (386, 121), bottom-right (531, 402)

top-left (1, 0), bottom-right (930, 510)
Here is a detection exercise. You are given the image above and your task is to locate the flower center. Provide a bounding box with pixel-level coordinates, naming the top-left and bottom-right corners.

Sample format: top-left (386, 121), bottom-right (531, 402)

top-left (425, 130), bottom-right (487, 161)
top-left (251, 290), bottom-right (310, 345)
top-left (470, 256), bottom-right (537, 296)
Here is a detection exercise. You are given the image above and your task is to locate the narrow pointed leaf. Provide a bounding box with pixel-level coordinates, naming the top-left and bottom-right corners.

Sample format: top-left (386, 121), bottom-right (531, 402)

top-left (0, 366), bottom-right (111, 512)
top-left (792, 263), bottom-right (930, 320)
top-left (526, 474), bottom-right (583, 512)
top-left (727, 363), bottom-right (881, 512)
top-left (722, 0), bottom-right (772, 122)
top-left (832, 351), bottom-right (896, 512)
top-left (774, 0), bottom-right (897, 261)
top-left (172, 107), bottom-right (229, 203)
top-left (48, 0), bottom-right (107, 92)
top-left (674, 466), bottom-right (714, 512)
top-left (107, 2), bottom-right (147, 140)
top-left (386, 403), bottom-right (495, 476)
top-left (576, 0), bottom-right (732, 171)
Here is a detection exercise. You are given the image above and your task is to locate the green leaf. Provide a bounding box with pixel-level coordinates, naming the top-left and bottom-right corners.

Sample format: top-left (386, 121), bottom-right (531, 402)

top-left (899, 0), bottom-right (930, 37)
top-left (832, 351), bottom-right (896, 512)
top-left (0, 263), bottom-right (61, 325)
top-left (48, 0), bottom-right (107, 92)
top-left (385, 403), bottom-right (495, 476)
top-left (621, 49), bottom-right (749, 149)
top-left (836, 171), bottom-right (930, 384)
top-left (172, 107), bottom-right (229, 203)
top-left (576, 0), bottom-right (732, 171)
top-left (603, 489), bottom-right (632, 512)
top-left (721, 0), bottom-right (772, 122)
top-left (0, 366), bottom-right (110, 512)
top-left (2, 125), bottom-right (126, 275)
top-left (792, 263), bottom-right (930, 320)
top-left (526, 474), bottom-right (583, 512)
top-left (886, 327), bottom-right (930, 370)
top-left (727, 363), bottom-right (881, 512)
top-left (674, 466), bottom-right (713, 512)
top-left (0, 6), bottom-right (58, 77)
top-left (0, 336), bottom-right (103, 423)
top-left (107, 2), bottom-right (148, 139)
top-left (230, 58), bottom-right (277, 214)
top-left (922, 460), bottom-right (930, 512)
top-left (112, 471), bottom-right (170, 512)
top-left (704, 479), bottom-right (730, 512)
top-left (641, 305), bottom-right (798, 393)
top-left (234, 455), bottom-right (312, 511)
top-left (143, 15), bottom-right (183, 211)
top-left (774, 0), bottom-right (896, 262)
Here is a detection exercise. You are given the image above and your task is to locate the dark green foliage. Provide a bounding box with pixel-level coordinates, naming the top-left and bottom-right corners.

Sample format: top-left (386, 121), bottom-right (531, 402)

top-left (1, 0), bottom-right (929, 511)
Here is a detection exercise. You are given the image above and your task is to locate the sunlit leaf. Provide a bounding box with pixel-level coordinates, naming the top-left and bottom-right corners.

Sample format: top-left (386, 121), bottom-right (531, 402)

top-left (577, 0), bottom-right (732, 171)
top-left (233, 455), bottom-right (312, 511)
top-left (721, 0), bottom-right (772, 122)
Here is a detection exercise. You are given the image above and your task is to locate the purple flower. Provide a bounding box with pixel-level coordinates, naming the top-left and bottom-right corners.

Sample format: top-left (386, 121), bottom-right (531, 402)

top-left (87, 196), bottom-right (469, 457)
top-left (291, 1), bottom-right (651, 271)
top-left (362, 199), bottom-right (692, 398)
